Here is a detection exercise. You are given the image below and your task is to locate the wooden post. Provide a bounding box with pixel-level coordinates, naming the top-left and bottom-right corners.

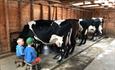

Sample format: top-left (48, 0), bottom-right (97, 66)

top-left (18, 0), bottom-right (22, 30)
top-left (61, 7), bottom-right (63, 19)
top-left (66, 8), bottom-right (68, 19)
top-left (48, 5), bottom-right (51, 20)
top-left (4, 0), bottom-right (10, 52)
top-left (40, 4), bottom-right (43, 19)
top-left (74, 10), bottom-right (76, 19)
top-left (52, 6), bottom-right (55, 20)
top-left (55, 6), bottom-right (57, 20)
top-left (30, 0), bottom-right (34, 20)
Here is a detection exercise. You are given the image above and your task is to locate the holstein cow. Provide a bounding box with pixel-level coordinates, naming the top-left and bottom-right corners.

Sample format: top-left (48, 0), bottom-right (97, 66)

top-left (78, 17), bottom-right (104, 46)
top-left (91, 17), bottom-right (104, 39)
top-left (18, 19), bottom-right (80, 62)
top-left (19, 20), bottom-right (60, 56)
top-left (51, 19), bottom-right (81, 62)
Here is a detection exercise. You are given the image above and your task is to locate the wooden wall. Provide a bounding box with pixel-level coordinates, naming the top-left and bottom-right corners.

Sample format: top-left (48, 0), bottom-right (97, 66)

top-left (0, 0), bottom-right (10, 54)
top-left (0, 0), bottom-right (92, 53)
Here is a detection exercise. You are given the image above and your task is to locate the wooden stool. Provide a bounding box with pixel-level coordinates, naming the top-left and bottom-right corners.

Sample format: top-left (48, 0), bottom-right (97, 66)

top-left (15, 58), bottom-right (24, 67)
top-left (24, 61), bottom-right (41, 70)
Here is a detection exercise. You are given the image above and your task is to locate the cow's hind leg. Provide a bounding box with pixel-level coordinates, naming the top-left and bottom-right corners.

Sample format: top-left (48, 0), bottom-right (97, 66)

top-left (83, 35), bottom-right (87, 44)
top-left (64, 46), bottom-right (70, 58)
top-left (69, 46), bottom-right (75, 55)
top-left (53, 47), bottom-right (61, 59)
top-left (57, 48), bottom-right (65, 63)
top-left (78, 35), bottom-right (84, 46)
top-left (56, 45), bottom-right (65, 63)
top-left (78, 29), bottom-right (87, 46)
top-left (69, 38), bottom-right (76, 54)
top-left (57, 43), bottom-right (69, 63)
top-left (82, 29), bottom-right (88, 44)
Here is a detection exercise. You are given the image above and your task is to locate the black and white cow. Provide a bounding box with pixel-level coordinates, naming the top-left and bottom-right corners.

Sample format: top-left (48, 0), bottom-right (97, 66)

top-left (18, 19), bottom-right (80, 62)
top-left (52, 19), bottom-right (81, 62)
top-left (78, 17), bottom-right (104, 46)
top-left (91, 17), bottom-right (104, 38)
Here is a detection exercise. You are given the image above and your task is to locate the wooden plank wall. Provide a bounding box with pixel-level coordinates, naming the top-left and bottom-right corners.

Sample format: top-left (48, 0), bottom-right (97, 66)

top-left (8, 1), bottom-right (20, 33)
top-left (0, 0), bottom-right (10, 54)
top-left (7, 0), bottom-right (84, 32)
top-left (0, 0), bottom-right (92, 53)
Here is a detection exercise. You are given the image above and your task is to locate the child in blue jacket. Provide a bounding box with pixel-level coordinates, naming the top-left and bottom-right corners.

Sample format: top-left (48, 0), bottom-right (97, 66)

top-left (16, 38), bottom-right (24, 59)
top-left (24, 37), bottom-right (41, 64)
top-left (15, 38), bottom-right (25, 67)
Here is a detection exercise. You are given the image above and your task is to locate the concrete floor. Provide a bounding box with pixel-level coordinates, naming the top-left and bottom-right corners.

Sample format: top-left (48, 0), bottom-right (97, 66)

top-left (54, 38), bottom-right (115, 70)
top-left (0, 38), bottom-right (115, 70)
top-left (84, 39), bottom-right (115, 70)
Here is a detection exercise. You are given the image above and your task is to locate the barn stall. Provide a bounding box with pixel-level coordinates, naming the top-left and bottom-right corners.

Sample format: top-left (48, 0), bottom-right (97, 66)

top-left (0, 0), bottom-right (115, 70)
top-left (0, 0), bottom-right (115, 56)
top-left (0, 0), bottom-right (93, 54)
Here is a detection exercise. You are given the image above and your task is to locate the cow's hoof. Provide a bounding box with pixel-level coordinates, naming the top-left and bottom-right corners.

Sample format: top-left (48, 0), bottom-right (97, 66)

top-left (64, 55), bottom-right (68, 59)
top-left (89, 38), bottom-right (93, 40)
top-left (57, 56), bottom-right (63, 63)
top-left (83, 42), bottom-right (86, 44)
top-left (53, 55), bottom-right (60, 59)
top-left (57, 60), bottom-right (62, 63)
top-left (69, 52), bottom-right (73, 55)
top-left (78, 44), bottom-right (82, 46)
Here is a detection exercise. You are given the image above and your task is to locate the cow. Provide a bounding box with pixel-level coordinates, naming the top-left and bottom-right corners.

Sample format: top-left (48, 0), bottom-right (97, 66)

top-left (51, 19), bottom-right (81, 62)
top-left (18, 19), bottom-right (80, 63)
top-left (78, 17), bottom-right (104, 46)
top-left (90, 17), bottom-right (104, 40)
top-left (19, 20), bottom-right (60, 56)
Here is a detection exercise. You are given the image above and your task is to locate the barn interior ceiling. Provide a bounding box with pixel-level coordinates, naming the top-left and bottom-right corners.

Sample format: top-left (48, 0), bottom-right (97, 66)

top-left (48, 0), bottom-right (115, 9)
top-left (72, 0), bottom-right (115, 9)
top-left (9, 0), bottom-right (115, 9)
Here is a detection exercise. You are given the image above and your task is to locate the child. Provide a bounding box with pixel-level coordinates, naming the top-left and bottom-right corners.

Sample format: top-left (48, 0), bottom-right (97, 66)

top-left (16, 38), bottom-right (24, 59)
top-left (15, 38), bottom-right (25, 67)
top-left (24, 37), bottom-right (41, 64)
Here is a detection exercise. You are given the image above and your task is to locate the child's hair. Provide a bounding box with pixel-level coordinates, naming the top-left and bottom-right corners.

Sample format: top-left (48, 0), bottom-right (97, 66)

top-left (26, 37), bottom-right (34, 45)
top-left (17, 38), bottom-right (24, 44)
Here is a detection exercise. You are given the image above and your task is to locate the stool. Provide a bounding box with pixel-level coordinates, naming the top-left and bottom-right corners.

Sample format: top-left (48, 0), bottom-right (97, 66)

top-left (24, 61), bottom-right (41, 70)
top-left (15, 58), bottom-right (24, 67)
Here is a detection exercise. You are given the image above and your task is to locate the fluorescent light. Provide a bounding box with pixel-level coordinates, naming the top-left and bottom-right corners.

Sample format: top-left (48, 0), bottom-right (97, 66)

top-left (81, 4), bottom-right (99, 7)
top-left (94, 0), bottom-right (104, 3)
top-left (85, 1), bottom-right (91, 4)
top-left (109, 0), bottom-right (115, 3)
top-left (72, 0), bottom-right (115, 8)
top-left (72, 2), bottom-right (83, 6)
top-left (72, 1), bottom-right (91, 6)
top-left (94, 0), bottom-right (115, 3)
top-left (104, 1), bottom-right (109, 5)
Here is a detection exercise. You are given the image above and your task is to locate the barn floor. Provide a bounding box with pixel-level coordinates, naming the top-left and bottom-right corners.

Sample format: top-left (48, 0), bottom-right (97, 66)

top-left (54, 38), bottom-right (115, 70)
top-left (0, 37), bottom-right (115, 70)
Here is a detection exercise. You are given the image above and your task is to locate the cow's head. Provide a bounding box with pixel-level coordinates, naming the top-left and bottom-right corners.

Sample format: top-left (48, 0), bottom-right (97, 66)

top-left (49, 34), bottom-right (63, 47)
top-left (88, 25), bottom-right (96, 33)
top-left (92, 17), bottom-right (103, 35)
top-left (98, 17), bottom-right (103, 34)
top-left (98, 17), bottom-right (103, 23)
